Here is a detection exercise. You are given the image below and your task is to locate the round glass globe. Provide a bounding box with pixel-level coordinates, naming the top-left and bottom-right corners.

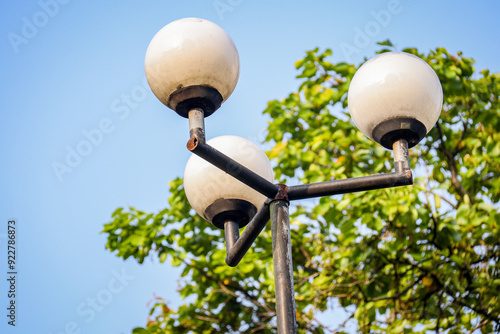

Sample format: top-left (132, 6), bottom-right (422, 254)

top-left (348, 52), bottom-right (443, 149)
top-left (184, 136), bottom-right (274, 224)
top-left (145, 18), bottom-right (240, 116)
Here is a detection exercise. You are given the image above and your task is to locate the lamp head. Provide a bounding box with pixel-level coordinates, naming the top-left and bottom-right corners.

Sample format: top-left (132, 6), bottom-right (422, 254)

top-left (145, 18), bottom-right (240, 118)
top-left (183, 136), bottom-right (274, 229)
top-left (348, 52), bottom-right (443, 149)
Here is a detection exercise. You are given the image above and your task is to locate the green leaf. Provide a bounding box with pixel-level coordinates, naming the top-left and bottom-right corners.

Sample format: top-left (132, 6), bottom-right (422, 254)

top-left (377, 39), bottom-right (394, 47)
top-left (159, 252), bottom-right (167, 263)
top-left (434, 193), bottom-right (441, 209)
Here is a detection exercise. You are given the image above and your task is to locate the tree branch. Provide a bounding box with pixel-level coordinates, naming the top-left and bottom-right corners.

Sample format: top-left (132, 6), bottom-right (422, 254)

top-left (178, 256), bottom-right (275, 320)
top-left (368, 275), bottom-right (424, 302)
top-left (435, 121), bottom-right (471, 201)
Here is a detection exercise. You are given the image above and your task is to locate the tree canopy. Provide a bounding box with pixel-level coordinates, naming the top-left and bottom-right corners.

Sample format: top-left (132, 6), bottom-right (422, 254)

top-left (102, 41), bottom-right (500, 333)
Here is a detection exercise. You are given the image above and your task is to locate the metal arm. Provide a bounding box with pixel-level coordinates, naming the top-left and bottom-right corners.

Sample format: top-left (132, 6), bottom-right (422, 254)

top-left (287, 139), bottom-right (412, 200)
top-left (188, 120), bottom-right (414, 266)
top-left (187, 135), bottom-right (279, 199)
top-left (287, 171), bottom-right (411, 200)
top-left (187, 110), bottom-right (413, 334)
top-left (224, 200), bottom-right (271, 267)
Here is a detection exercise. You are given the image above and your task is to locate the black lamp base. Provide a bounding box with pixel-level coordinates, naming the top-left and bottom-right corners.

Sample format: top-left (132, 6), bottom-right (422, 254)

top-left (204, 199), bottom-right (257, 229)
top-left (372, 117), bottom-right (427, 149)
top-left (168, 85), bottom-right (223, 118)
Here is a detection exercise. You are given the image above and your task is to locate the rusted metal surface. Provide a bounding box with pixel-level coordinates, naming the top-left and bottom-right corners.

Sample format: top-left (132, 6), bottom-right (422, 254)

top-left (186, 136), bottom-right (199, 151)
top-left (276, 183), bottom-right (289, 201)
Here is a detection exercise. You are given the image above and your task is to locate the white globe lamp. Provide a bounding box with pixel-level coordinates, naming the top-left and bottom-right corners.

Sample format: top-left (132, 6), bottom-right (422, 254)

top-left (184, 136), bottom-right (274, 228)
top-left (145, 18), bottom-right (240, 117)
top-left (348, 52), bottom-right (443, 149)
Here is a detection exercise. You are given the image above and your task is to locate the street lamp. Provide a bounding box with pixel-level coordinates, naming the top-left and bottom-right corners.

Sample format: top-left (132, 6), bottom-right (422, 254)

top-left (348, 51), bottom-right (443, 149)
top-left (145, 17), bottom-right (239, 118)
top-left (145, 18), bottom-right (443, 334)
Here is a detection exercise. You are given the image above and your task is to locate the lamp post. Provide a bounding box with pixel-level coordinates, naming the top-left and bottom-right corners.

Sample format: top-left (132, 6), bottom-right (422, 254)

top-left (145, 18), bottom-right (443, 334)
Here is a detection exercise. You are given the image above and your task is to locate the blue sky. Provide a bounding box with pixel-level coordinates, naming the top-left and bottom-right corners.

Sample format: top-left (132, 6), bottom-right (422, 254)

top-left (1, 1), bottom-right (499, 333)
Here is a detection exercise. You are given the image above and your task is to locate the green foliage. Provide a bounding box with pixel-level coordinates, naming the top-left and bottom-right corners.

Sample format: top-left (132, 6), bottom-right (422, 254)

top-left (103, 42), bottom-right (500, 333)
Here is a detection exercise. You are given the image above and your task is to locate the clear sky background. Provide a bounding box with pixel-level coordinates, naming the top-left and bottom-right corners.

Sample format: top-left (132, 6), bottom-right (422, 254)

top-left (1, 1), bottom-right (499, 333)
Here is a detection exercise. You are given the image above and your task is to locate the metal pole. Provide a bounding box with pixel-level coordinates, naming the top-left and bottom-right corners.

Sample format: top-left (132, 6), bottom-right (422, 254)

top-left (393, 138), bottom-right (410, 173)
top-left (224, 220), bottom-right (240, 251)
top-left (188, 108), bottom-right (205, 142)
top-left (270, 199), bottom-right (297, 334)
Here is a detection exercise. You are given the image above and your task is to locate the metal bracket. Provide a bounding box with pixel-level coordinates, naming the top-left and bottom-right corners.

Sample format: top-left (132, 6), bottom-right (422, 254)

top-left (185, 111), bottom-right (415, 334)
